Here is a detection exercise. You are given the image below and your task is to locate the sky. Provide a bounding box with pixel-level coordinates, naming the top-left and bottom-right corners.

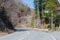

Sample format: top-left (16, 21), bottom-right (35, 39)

top-left (22, 0), bottom-right (60, 9)
top-left (22, 0), bottom-right (34, 9)
top-left (58, 0), bottom-right (60, 3)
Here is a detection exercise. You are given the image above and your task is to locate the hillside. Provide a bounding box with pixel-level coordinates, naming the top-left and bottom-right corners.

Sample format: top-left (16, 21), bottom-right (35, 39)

top-left (0, 0), bottom-right (33, 32)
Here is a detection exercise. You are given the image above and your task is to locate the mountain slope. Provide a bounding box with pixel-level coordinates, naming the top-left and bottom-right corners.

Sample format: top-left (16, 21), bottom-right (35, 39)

top-left (0, 0), bottom-right (33, 32)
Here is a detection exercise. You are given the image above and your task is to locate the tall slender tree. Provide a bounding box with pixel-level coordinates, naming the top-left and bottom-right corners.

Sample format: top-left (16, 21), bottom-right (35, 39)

top-left (33, 0), bottom-right (59, 29)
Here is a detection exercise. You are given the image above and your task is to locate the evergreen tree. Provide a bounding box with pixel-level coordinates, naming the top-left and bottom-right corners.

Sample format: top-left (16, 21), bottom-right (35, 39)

top-left (33, 0), bottom-right (59, 29)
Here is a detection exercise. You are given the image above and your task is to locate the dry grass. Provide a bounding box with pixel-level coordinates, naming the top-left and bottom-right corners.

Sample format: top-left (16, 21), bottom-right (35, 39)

top-left (0, 31), bottom-right (8, 37)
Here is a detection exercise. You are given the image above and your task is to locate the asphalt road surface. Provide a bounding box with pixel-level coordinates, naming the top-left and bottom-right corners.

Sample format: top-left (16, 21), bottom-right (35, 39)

top-left (0, 28), bottom-right (60, 40)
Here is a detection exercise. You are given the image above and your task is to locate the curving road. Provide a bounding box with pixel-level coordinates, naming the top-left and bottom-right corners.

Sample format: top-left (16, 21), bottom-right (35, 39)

top-left (0, 28), bottom-right (60, 40)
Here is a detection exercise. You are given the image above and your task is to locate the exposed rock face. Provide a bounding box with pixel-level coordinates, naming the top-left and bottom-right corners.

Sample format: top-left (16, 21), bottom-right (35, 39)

top-left (0, 0), bottom-right (33, 31)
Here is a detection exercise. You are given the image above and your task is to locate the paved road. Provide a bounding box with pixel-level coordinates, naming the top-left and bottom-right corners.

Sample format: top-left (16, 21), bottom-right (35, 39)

top-left (0, 28), bottom-right (60, 40)
top-left (50, 32), bottom-right (60, 40)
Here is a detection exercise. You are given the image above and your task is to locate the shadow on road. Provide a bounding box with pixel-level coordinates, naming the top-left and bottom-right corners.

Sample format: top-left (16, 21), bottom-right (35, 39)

top-left (15, 28), bottom-right (30, 32)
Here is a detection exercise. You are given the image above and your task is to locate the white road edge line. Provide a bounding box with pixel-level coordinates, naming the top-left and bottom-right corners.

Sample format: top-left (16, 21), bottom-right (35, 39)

top-left (49, 33), bottom-right (56, 40)
top-left (0, 32), bottom-right (16, 38)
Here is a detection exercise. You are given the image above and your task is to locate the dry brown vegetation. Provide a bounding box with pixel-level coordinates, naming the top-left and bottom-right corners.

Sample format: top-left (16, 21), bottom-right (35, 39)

top-left (0, 0), bottom-right (34, 32)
